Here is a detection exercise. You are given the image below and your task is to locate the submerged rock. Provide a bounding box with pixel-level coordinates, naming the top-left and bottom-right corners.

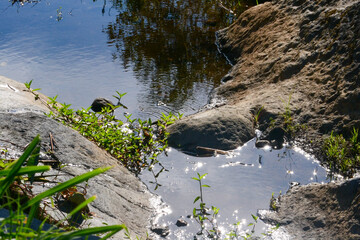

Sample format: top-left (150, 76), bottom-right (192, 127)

top-left (150, 225), bottom-right (170, 237)
top-left (175, 218), bottom-right (188, 227)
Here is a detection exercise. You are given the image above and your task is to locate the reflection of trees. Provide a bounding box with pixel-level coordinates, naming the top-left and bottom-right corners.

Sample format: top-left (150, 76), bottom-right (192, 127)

top-left (100, 0), bottom-right (234, 110)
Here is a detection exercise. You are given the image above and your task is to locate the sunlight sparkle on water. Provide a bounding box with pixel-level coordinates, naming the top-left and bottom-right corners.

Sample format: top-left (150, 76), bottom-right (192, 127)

top-left (220, 162), bottom-right (254, 168)
top-left (263, 145), bottom-right (272, 150)
top-left (293, 146), bottom-right (312, 159)
top-left (192, 162), bottom-right (204, 171)
top-left (149, 196), bottom-right (172, 224)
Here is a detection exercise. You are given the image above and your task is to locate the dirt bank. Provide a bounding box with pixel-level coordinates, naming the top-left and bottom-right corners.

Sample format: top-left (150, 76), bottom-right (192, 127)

top-left (168, 0), bottom-right (360, 157)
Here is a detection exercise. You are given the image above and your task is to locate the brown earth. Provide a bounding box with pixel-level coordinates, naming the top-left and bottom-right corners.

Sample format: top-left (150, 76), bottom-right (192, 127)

top-left (168, 0), bottom-right (360, 157)
top-left (259, 177), bottom-right (360, 239)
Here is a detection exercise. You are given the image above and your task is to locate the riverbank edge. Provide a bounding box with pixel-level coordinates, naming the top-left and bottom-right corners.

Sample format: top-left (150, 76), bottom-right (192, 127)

top-left (0, 75), bottom-right (157, 239)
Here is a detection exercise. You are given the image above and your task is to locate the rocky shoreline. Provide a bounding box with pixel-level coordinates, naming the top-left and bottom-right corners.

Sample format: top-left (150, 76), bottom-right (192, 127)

top-left (168, 0), bottom-right (360, 238)
top-left (169, 0), bottom-right (359, 157)
top-left (0, 75), bottom-right (155, 239)
top-left (1, 0), bottom-right (359, 238)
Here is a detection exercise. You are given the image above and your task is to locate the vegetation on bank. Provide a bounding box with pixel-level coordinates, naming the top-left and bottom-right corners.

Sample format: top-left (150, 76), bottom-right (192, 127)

top-left (0, 81), bottom-right (181, 239)
top-left (25, 80), bottom-right (180, 189)
top-left (323, 128), bottom-right (360, 178)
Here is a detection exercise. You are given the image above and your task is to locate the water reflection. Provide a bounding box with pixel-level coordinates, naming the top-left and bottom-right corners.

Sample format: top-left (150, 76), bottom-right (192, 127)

top-left (141, 138), bottom-right (329, 239)
top-left (99, 0), bottom-right (233, 113)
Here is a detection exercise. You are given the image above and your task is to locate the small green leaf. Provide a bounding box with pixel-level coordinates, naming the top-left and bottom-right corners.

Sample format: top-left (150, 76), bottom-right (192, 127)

top-left (193, 196), bottom-right (201, 203)
top-left (199, 173), bottom-right (208, 179)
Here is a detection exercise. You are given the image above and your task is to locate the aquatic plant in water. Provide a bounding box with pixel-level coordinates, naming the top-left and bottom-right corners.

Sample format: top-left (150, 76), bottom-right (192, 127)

top-left (192, 173), bottom-right (279, 239)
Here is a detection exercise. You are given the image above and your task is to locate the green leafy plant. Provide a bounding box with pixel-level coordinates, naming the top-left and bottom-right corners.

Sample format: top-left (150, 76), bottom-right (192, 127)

top-left (192, 173), bottom-right (220, 239)
top-left (56, 7), bottom-right (63, 21)
top-left (24, 80), bottom-right (42, 100)
top-left (0, 135), bottom-right (127, 239)
top-left (252, 106), bottom-right (264, 128)
top-left (44, 91), bottom-right (180, 189)
top-left (269, 191), bottom-right (281, 211)
top-left (280, 95), bottom-right (306, 140)
top-left (323, 128), bottom-right (360, 177)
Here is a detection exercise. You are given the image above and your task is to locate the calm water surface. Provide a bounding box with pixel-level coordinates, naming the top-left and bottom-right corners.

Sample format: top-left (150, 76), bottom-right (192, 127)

top-left (0, 0), bottom-right (230, 118)
top-left (0, 1), bottom-right (329, 239)
top-left (141, 139), bottom-right (328, 239)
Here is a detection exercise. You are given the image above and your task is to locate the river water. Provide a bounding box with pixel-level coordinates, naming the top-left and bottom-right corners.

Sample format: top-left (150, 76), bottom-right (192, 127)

top-left (0, 1), bottom-right (329, 239)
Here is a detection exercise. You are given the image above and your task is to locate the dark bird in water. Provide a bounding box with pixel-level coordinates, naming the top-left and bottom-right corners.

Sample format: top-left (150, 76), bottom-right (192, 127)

top-left (91, 97), bottom-right (128, 113)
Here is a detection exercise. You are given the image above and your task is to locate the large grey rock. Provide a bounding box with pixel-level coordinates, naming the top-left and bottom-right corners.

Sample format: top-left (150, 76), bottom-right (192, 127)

top-left (0, 75), bottom-right (154, 239)
top-left (167, 106), bottom-right (253, 154)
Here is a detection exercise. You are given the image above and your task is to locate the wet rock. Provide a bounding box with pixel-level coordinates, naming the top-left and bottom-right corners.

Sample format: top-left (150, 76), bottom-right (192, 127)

top-left (90, 98), bottom-right (116, 112)
top-left (175, 218), bottom-right (188, 227)
top-left (267, 127), bottom-right (285, 145)
top-left (150, 225), bottom-right (170, 237)
top-left (289, 181), bottom-right (300, 188)
top-left (220, 73), bottom-right (233, 83)
top-left (260, 178), bottom-right (360, 239)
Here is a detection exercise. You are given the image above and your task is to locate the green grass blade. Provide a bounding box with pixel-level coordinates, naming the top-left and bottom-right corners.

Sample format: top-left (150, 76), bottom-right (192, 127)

top-left (21, 166), bottom-right (112, 210)
top-left (0, 135), bottom-right (40, 196)
top-left (0, 166), bottom-right (50, 177)
top-left (55, 225), bottom-right (126, 240)
top-left (99, 230), bottom-right (120, 239)
top-left (25, 202), bottom-right (39, 229)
